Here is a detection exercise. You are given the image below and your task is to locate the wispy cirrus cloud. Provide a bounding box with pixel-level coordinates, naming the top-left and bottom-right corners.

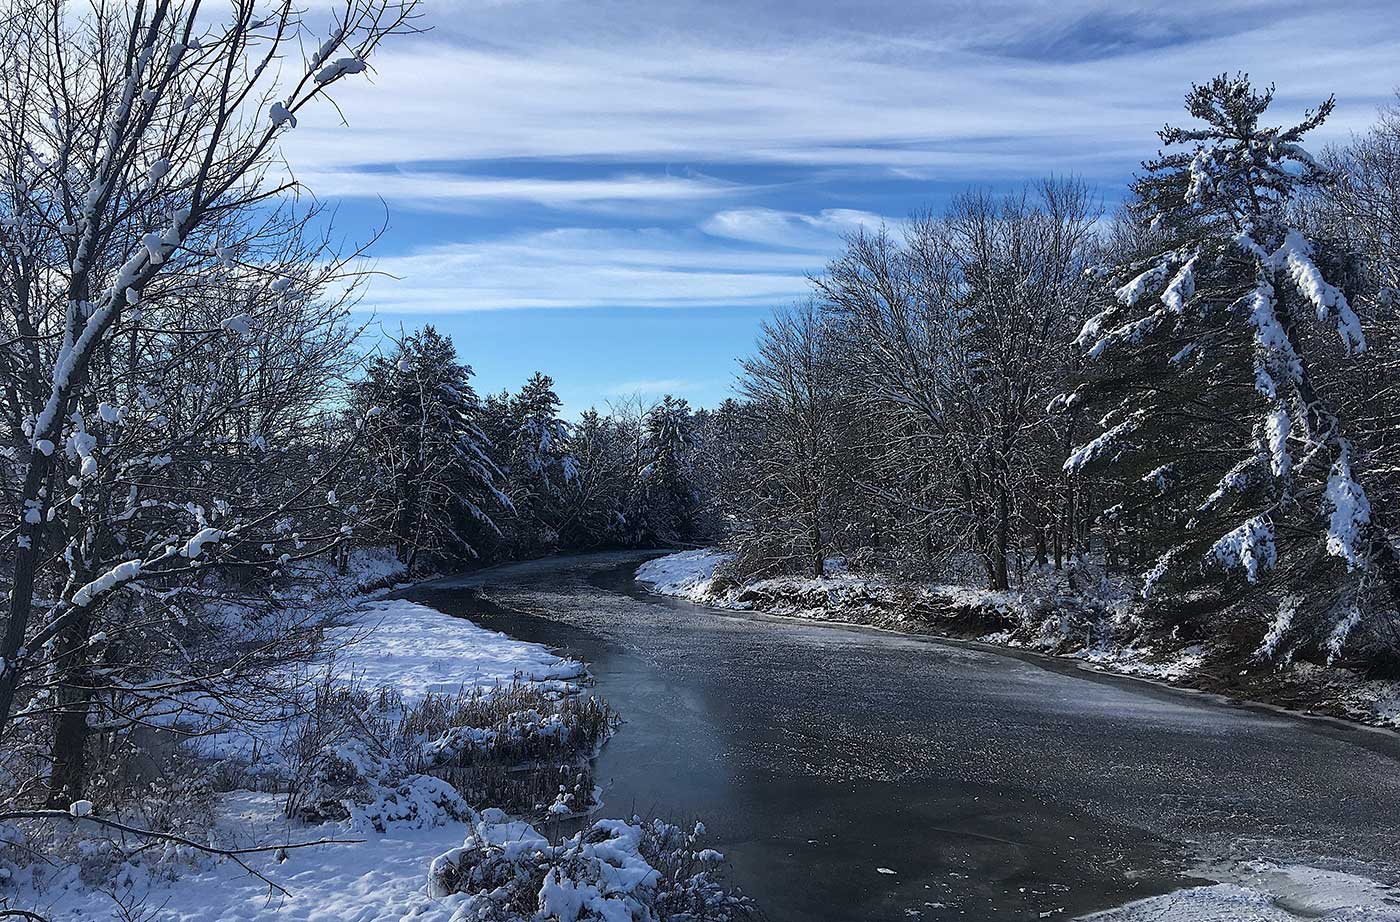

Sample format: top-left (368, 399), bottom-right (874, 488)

top-left (364, 226), bottom-right (826, 313)
top-left (702, 207), bottom-right (889, 249)
top-left (297, 167), bottom-right (751, 211)
top-left (281, 0), bottom-right (1400, 408)
top-left (603, 378), bottom-right (710, 397)
top-left (286, 4), bottom-right (1400, 180)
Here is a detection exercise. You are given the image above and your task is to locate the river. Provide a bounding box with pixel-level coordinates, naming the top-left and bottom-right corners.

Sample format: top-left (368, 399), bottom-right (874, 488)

top-left (407, 551), bottom-right (1400, 921)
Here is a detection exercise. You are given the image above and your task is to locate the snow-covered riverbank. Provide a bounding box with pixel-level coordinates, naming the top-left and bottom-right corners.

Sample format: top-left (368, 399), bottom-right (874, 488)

top-left (6, 588), bottom-right (749, 922)
top-left (637, 551), bottom-right (1400, 921)
top-left (1083, 860), bottom-right (1400, 922)
top-left (6, 599), bottom-right (568, 920)
top-left (636, 550), bottom-right (1400, 732)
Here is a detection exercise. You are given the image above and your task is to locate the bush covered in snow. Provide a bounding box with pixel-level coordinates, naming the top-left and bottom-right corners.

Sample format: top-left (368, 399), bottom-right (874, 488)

top-left (285, 676), bottom-right (615, 825)
top-left (428, 809), bottom-right (758, 922)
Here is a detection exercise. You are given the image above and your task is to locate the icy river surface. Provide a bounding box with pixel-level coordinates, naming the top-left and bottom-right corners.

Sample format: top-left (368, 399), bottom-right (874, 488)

top-left (407, 552), bottom-right (1400, 922)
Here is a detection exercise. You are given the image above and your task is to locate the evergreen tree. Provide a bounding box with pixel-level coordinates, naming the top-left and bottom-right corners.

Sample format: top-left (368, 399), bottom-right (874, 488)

top-left (639, 396), bottom-right (699, 544)
top-left (1068, 75), bottom-right (1400, 661)
top-left (559, 408), bottom-right (629, 548)
top-left (503, 373), bottom-right (576, 552)
top-left (351, 327), bottom-right (508, 571)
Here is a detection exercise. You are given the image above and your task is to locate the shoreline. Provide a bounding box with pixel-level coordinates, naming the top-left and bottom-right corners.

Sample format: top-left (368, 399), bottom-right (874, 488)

top-left (634, 550), bottom-right (1400, 740)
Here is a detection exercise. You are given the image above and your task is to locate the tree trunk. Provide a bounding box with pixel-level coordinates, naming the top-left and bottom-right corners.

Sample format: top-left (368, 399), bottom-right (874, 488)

top-left (809, 512), bottom-right (825, 579)
top-left (0, 443), bottom-right (59, 742)
top-left (47, 604), bottom-right (95, 807)
top-left (990, 486), bottom-right (1011, 590)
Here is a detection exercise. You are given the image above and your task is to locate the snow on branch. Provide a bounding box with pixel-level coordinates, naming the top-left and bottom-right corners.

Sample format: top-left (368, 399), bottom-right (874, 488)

top-left (1238, 229), bottom-right (1366, 356)
top-left (1263, 405), bottom-right (1292, 480)
top-left (1243, 277), bottom-right (1302, 397)
top-left (1064, 412), bottom-right (1141, 474)
top-left (1114, 260), bottom-right (1173, 308)
top-left (1210, 515), bottom-right (1277, 583)
top-left (1324, 441), bottom-right (1372, 570)
top-left (71, 560), bottom-right (143, 608)
top-left (1272, 230), bottom-right (1366, 354)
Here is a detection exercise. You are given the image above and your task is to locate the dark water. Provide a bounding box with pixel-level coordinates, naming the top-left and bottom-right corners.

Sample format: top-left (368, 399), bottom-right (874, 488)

top-left (408, 552), bottom-right (1400, 922)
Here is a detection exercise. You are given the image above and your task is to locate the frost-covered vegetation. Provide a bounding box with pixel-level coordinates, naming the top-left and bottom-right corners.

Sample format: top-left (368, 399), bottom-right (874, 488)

top-left (2, 0), bottom-right (1399, 908)
top-left (0, 592), bottom-right (753, 920)
top-left (0, 0), bottom-right (735, 915)
top-left (427, 811), bottom-right (756, 922)
top-left (692, 76), bottom-right (1400, 695)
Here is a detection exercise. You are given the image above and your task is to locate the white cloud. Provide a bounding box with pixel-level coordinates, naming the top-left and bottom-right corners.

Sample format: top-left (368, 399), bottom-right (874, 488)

top-left (603, 378), bottom-right (707, 397)
top-left (296, 168), bottom-right (749, 210)
top-left (361, 226), bottom-right (826, 313)
top-left (283, 8), bottom-right (1400, 179)
top-left (702, 207), bottom-right (889, 249)
top-left (290, 0), bottom-right (1400, 323)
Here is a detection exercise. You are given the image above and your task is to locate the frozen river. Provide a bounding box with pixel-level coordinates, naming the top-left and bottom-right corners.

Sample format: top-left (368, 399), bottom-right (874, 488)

top-left (410, 552), bottom-right (1400, 921)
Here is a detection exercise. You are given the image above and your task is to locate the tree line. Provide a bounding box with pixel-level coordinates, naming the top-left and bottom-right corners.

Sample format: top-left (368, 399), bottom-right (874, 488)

top-left (348, 328), bottom-right (712, 569)
top-left (0, 3), bottom-right (1395, 825)
top-left (713, 75), bottom-right (1400, 675)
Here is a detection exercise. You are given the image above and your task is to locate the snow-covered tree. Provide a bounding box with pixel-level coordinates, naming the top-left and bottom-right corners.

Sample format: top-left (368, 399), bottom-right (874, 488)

top-left (638, 395), bottom-right (699, 545)
top-left (351, 327), bottom-right (509, 571)
top-left (0, 0), bottom-right (416, 804)
top-left (734, 303), bottom-right (842, 578)
top-left (818, 181), bottom-right (1098, 586)
top-left (1068, 75), bottom-right (1400, 661)
top-left (501, 373), bottom-right (575, 553)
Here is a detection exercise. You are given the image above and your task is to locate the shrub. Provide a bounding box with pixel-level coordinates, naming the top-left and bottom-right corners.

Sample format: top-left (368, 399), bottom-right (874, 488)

top-left (427, 809), bottom-right (759, 922)
top-left (284, 676), bottom-right (617, 823)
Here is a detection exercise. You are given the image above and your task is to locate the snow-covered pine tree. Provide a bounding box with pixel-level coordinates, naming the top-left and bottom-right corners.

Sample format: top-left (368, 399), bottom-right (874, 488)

top-left (1067, 75), bottom-right (1400, 663)
top-left (503, 373), bottom-right (575, 552)
top-left (557, 407), bottom-right (628, 548)
top-left (639, 395), bottom-right (700, 545)
top-left (352, 327), bottom-right (509, 571)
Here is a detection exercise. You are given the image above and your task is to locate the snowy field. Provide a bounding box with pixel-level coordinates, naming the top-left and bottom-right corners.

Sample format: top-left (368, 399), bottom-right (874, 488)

top-left (330, 598), bottom-right (586, 702)
top-left (21, 788), bottom-right (474, 922)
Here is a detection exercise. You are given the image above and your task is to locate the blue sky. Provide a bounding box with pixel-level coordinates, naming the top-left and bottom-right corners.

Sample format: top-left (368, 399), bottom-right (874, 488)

top-left (283, 0), bottom-right (1400, 415)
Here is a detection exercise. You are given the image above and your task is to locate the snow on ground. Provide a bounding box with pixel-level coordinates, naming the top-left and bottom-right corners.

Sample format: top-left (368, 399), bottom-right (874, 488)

top-left (330, 599), bottom-right (585, 703)
top-left (635, 548), bottom-right (731, 603)
top-left (18, 589), bottom-right (743, 921)
top-left (12, 595), bottom-right (596, 922)
top-left (196, 598), bottom-right (587, 765)
top-left (27, 791), bottom-right (472, 922)
top-left (1082, 861), bottom-right (1400, 921)
top-left (342, 546), bottom-right (411, 592)
top-left (635, 549), bottom-right (892, 615)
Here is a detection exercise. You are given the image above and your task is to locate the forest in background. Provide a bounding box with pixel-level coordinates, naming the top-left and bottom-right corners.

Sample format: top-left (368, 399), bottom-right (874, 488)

top-left (694, 78), bottom-right (1400, 680)
top-left (0, 0), bottom-right (1398, 897)
top-left (417, 76), bottom-right (1400, 685)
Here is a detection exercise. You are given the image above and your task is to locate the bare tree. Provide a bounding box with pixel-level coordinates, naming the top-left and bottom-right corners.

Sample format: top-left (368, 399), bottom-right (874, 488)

top-left (816, 181), bottom-right (1099, 587)
top-left (0, 0), bottom-right (418, 805)
top-left (735, 301), bottom-right (842, 579)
